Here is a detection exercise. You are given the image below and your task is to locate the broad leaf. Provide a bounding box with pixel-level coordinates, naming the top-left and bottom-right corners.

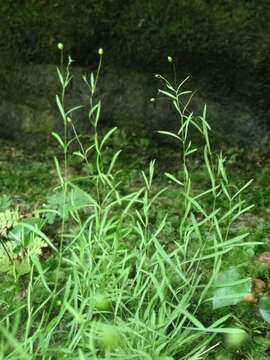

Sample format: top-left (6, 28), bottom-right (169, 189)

top-left (8, 217), bottom-right (43, 245)
top-left (0, 237), bottom-right (47, 275)
top-left (213, 267), bottom-right (252, 309)
top-left (259, 295), bottom-right (270, 324)
top-left (45, 187), bottom-right (91, 223)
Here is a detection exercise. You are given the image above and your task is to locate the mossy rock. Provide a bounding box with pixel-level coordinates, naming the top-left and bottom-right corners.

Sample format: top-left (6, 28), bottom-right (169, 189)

top-left (1, 0), bottom-right (270, 109)
top-left (0, 63), bottom-right (268, 148)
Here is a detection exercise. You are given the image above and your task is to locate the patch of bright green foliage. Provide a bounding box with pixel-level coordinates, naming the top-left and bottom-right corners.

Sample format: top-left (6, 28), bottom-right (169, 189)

top-left (0, 50), bottom-right (270, 360)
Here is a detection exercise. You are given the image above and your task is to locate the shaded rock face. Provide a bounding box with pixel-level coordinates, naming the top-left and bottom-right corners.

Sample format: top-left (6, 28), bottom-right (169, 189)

top-left (0, 101), bottom-right (55, 140)
top-left (2, 0), bottom-right (270, 112)
top-left (0, 63), bottom-right (268, 147)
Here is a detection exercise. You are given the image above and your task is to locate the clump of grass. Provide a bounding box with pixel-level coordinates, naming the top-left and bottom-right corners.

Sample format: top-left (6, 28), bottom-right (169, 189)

top-left (0, 49), bottom-right (256, 359)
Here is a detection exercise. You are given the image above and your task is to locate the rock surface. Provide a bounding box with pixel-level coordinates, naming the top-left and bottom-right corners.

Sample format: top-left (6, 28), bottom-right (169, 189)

top-left (0, 63), bottom-right (268, 147)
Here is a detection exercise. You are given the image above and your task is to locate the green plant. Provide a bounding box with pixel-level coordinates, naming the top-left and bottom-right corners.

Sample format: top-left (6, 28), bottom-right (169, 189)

top-left (0, 203), bottom-right (49, 278)
top-left (0, 50), bottom-right (259, 359)
top-left (214, 253), bottom-right (270, 330)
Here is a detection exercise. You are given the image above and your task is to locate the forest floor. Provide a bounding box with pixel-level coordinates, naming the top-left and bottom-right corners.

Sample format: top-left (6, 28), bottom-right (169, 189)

top-left (0, 130), bottom-right (270, 359)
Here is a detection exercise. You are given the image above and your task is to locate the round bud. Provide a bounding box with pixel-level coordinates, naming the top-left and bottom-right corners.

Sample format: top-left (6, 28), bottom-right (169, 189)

top-left (94, 293), bottom-right (111, 311)
top-left (99, 324), bottom-right (121, 350)
top-left (57, 42), bottom-right (64, 51)
top-left (225, 330), bottom-right (248, 349)
top-left (167, 56), bottom-right (173, 63)
top-left (98, 48), bottom-right (104, 56)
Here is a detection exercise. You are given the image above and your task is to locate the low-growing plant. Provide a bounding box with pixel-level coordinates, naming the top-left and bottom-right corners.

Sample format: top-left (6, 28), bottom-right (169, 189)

top-left (0, 48), bottom-right (262, 359)
top-left (0, 200), bottom-right (49, 278)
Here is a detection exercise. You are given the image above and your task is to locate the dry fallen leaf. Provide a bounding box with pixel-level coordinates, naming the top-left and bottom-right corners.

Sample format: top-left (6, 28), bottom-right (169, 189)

top-left (253, 278), bottom-right (267, 292)
top-left (256, 252), bottom-right (270, 263)
top-left (243, 292), bottom-right (256, 303)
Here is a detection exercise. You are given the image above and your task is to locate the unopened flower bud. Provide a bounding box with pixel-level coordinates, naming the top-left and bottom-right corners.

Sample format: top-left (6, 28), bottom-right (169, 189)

top-left (98, 48), bottom-right (104, 56)
top-left (57, 42), bottom-right (64, 51)
top-left (167, 56), bottom-right (173, 63)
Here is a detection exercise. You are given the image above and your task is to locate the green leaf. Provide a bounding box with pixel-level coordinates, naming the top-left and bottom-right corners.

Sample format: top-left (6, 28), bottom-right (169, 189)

top-left (100, 127), bottom-right (118, 149)
top-left (0, 209), bottom-right (19, 237)
top-left (158, 131), bottom-right (181, 141)
top-left (164, 172), bottom-right (183, 186)
top-left (0, 237), bottom-right (47, 275)
top-left (45, 187), bottom-right (91, 223)
top-left (0, 241), bottom-right (15, 273)
top-left (259, 295), bottom-right (270, 324)
top-left (51, 132), bottom-right (65, 148)
top-left (213, 267), bottom-right (251, 309)
top-left (8, 218), bottom-right (43, 245)
top-left (158, 89), bottom-right (176, 100)
top-left (73, 151), bottom-right (85, 160)
top-left (56, 95), bottom-right (66, 123)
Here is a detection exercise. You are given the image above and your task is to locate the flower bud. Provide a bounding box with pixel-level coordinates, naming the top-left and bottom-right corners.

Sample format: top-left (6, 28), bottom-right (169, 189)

top-left (225, 330), bottom-right (248, 349)
top-left (57, 42), bottom-right (64, 51)
top-left (98, 48), bottom-right (104, 56)
top-left (97, 324), bottom-right (121, 350)
top-left (167, 56), bottom-right (173, 63)
top-left (94, 293), bottom-right (111, 311)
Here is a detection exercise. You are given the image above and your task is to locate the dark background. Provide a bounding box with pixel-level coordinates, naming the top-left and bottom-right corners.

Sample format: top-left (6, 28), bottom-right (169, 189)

top-left (1, 0), bottom-right (270, 145)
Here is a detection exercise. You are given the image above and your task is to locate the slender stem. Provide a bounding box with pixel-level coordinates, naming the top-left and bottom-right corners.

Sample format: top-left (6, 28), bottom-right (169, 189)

top-left (44, 57), bottom-right (70, 326)
top-left (0, 237), bottom-right (13, 264)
